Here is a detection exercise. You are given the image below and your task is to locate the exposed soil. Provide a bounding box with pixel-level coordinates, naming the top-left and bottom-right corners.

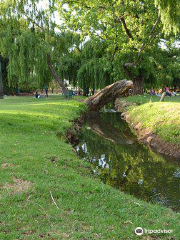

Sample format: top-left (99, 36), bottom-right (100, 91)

top-left (65, 115), bottom-right (85, 146)
top-left (3, 177), bottom-right (33, 194)
top-left (121, 111), bottom-right (180, 160)
top-left (1, 163), bottom-right (16, 170)
top-left (65, 111), bottom-right (100, 147)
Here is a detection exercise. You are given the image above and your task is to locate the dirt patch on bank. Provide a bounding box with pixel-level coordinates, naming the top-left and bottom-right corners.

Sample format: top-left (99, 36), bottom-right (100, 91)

top-left (65, 112), bottom-right (100, 146)
top-left (122, 112), bottom-right (180, 160)
top-left (1, 163), bottom-right (16, 170)
top-left (65, 115), bottom-right (85, 146)
top-left (3, 177), bottom-right (33, 194)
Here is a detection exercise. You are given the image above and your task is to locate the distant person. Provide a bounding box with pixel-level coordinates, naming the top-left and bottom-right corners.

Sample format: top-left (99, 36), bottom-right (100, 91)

top-left (83, 87), bottom-right (89, 97)
top-left (15, 87), bottom-right (20, 96)
top-left (78, 90), bottom-right (82, 96)
top-left (150, 88), bottom-right (155, 95)
top-left (165, 86), bottom-right (171, 96)
top-left (35, 91), bottom-right (40, 99)
top-left (172, 91), bottom-right (177, 96)
top-left (91, 88), bottom-right (95, 95)
top-left (129, 89), bottom-right (133, 95)
top-left (44, 86), bottom-right (48, 97)
top-left (165, 86), bottom-right (169, 92)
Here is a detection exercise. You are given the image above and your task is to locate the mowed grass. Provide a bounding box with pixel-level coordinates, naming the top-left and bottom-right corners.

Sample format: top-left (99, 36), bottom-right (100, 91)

top-left (122, 94), bottom-right (180, 105)
top-left (0, 96), bottom-right (179, 240)
top-left (122, 95), bottom-right (180, 144)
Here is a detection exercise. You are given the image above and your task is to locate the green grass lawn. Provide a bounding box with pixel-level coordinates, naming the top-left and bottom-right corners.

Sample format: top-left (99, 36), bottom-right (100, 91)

top-left (0, 96), bottom-right (180, 240)
top-left (122, 94), bottom-right (180, 105)
top-left (121, 95), bottom-right (180, 144)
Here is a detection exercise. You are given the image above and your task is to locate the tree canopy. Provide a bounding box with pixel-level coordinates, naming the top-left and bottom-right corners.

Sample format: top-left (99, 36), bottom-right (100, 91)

top-left (0, 0), bottom-right (179, 96)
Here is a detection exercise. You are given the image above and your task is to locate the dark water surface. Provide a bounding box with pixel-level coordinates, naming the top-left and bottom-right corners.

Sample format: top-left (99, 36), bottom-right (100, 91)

top-left (76, 113), bottom-right (180, 211)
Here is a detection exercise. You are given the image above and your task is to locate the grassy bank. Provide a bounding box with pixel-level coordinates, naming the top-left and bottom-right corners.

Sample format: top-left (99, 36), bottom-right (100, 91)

top-left (0, 96), bottom-right (179, 239)
top-left (122, 95), bottom-right (180, 105)
top-left (122, 95), bottom-right (180, 144)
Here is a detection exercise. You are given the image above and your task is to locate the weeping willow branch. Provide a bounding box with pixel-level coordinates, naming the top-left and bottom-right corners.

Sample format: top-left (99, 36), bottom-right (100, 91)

top-left (22, 12), bottom-right (45, 32)
top-left (155, 0), bottom-right (179, 34)
top-left (18, 11), bottom-right (67, 93)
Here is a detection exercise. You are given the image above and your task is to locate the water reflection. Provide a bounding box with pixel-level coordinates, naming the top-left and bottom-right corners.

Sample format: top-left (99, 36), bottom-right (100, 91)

top-left (76, 113), bottom-right (180, 212)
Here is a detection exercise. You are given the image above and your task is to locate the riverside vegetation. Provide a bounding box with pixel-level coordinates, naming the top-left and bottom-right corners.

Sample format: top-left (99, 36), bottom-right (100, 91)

top-left (121, 95), bottom-right (180, 144)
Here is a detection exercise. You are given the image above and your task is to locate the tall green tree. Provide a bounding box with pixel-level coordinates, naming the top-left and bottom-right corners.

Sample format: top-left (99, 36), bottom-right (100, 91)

top-left (0, 0), bottom-right (179, 96)
top-left (0, 0), bottom-right (80, 94)
top-left (59, 0), bottom-right (180, 94)
top-left (156, 41), bottom-right (180, 90)
top-left (76, 40), bottom-right (113, 90)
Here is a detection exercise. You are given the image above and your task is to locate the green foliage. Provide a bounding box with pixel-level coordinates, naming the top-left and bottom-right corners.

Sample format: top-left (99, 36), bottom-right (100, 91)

top-left (77, 41), bottom-right (113, 89)
top-left (155, 0), bottom-right (180, 34)
top-left (0, 0), bottom-right (180, 92)
top-left (59, 0), bottom-right (180, 91)
top-left (7, 29), bottom-right (50, 86)
top-left (0, 0), bottom-right (81, 90)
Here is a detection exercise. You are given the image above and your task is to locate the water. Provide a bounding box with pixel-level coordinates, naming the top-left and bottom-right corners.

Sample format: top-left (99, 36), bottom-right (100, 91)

top-left (76, 113), bottom-right (180, 212)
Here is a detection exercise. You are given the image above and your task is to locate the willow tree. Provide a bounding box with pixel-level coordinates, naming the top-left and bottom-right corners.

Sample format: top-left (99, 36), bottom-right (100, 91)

top-left (56, 38), bottom-right (115, 92)
top-left (154, 41), bottom-right (180, 89)
top-left (155, 0), bottom-right (180, 34)
top-left (76, 40), bottom-right (113, 91)
top-left (59, 0), bottom-right (180, 94)
top-left (0, 0), bottom-right (80, 94)
top-left (0, 0), bottom-right (179, 96)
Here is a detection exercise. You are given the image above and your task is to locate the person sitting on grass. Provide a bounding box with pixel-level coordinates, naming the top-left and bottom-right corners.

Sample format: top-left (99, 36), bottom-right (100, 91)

top-left (35, 91), bottom-right (40, 99)
top-left (150, 88), bottom-right (156, 95)
top-left (172, 91), bottom-right (177, 96)
top-left (165, 86), bottom-right (172, 97)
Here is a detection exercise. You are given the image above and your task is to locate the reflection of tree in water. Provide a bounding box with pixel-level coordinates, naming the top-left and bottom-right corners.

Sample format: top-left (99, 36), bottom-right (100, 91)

top-left (77, 113), bottom-right (180, 211)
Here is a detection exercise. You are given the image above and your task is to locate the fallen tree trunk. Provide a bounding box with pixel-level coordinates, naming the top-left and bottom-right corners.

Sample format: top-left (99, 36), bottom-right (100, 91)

top-left (85, 80), bottom-right (133, 112)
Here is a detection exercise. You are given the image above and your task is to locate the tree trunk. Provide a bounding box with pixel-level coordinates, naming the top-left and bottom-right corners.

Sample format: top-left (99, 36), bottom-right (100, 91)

top-left (85, 80), bottom-right (133, 112)
top-left (47, 54), bottom-right (68, 95)
top-left (133, 76), bottom-right (144, 95)
top-left (122, 64), bottom-right (144, 95)
top-left (0, 58), bottom-right (4, 99)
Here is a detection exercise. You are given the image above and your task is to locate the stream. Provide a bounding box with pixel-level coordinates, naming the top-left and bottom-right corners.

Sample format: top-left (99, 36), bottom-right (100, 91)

top-left (76, 113), bottom-right (180, 212)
